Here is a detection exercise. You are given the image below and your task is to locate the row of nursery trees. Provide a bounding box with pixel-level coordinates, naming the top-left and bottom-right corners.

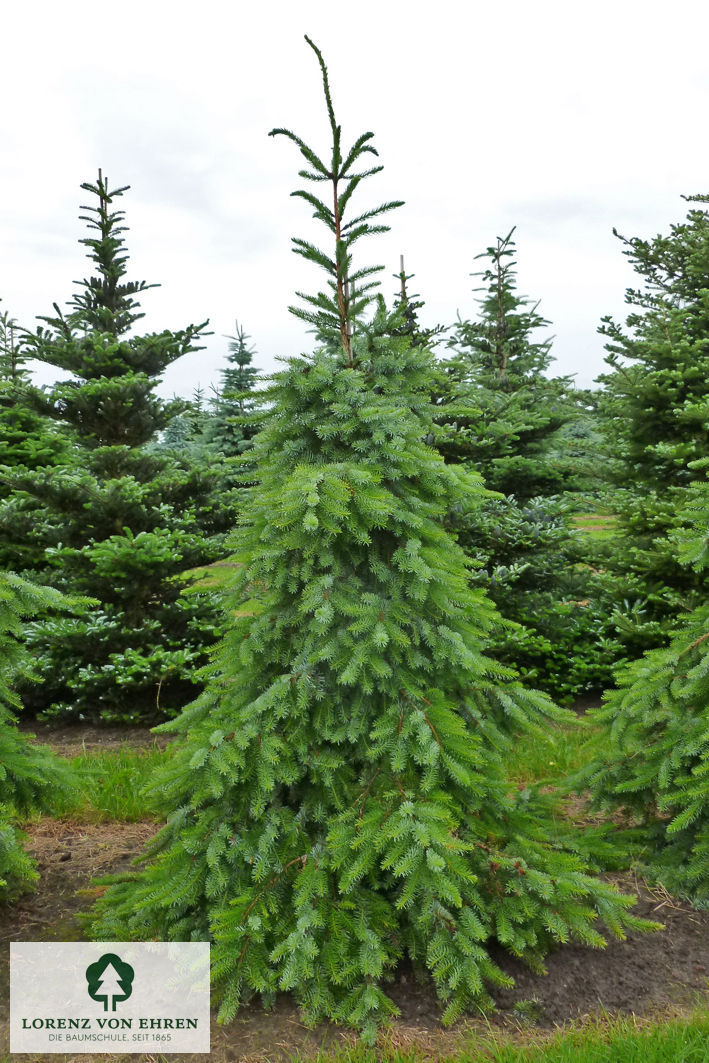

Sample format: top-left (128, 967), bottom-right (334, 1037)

top-left (4, 177), bottom-right (708, 724)
top-left (3, 37), bottom-right (709, 1039)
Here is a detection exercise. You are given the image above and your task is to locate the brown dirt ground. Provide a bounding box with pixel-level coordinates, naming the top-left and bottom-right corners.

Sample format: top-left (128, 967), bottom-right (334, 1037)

top-left (2, 827), bottom-right (709, 1063)
top-left (18, 723), bottom-right (174, 758)
top-left (2, 731), bottom-right (709, 1062)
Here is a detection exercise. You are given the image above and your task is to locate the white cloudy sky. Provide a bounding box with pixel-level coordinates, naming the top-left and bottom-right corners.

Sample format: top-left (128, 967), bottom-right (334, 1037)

top-left (2, 0), bottom-right (708, 396)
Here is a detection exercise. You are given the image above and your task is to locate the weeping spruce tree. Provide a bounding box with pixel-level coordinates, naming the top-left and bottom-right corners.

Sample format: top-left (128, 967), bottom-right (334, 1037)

top-left (91, 38), bottom-right (647, 1037)
top-left (0, 573), bottom-right (73, 900)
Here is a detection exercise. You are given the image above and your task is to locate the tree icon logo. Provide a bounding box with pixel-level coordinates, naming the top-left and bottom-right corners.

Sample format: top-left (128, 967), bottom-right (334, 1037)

top-left (85, 953), bottom-right (134, 1011)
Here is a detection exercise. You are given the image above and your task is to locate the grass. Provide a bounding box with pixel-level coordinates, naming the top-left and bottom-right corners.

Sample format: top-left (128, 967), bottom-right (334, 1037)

top-left (3, 1013), bottom-right (707, 1063)
top-left (44, 745), bottom-right (170, 822)
top-left (505, 718), bottom-right (605, 788)
top-left (32, 719), bottom-right (602, 825)
top-left (182, 556), bottom-right (240, 591)
top-left (307, 1012), bottom-right (709, 1062)
top-left (26, 713), bottom-right (605, 825)
top-left (572, 511), bottom-right (617, 543)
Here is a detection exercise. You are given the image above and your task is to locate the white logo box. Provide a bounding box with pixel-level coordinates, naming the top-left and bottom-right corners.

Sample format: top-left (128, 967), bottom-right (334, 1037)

top-left (10, 942), bottom-right (210, 1054)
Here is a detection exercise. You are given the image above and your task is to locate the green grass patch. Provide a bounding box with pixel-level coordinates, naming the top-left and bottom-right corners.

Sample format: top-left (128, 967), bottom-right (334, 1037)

top-left (47, 745), bottom-right (171, 822)
top-left (182, 557), bottom-right (240, 591)
top-left (311, 1012), bottom-right (709, 1063)
top-left (572, 512), bottom-right (617, 542)
top-left (505, 719), bottom-right (605, 788)
top-left (2, 1014), bottom-right (708, 1063)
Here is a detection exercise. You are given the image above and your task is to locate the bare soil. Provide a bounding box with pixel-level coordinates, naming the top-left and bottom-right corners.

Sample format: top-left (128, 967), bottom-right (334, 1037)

top-left (18, 723), bottom-right (174, 758)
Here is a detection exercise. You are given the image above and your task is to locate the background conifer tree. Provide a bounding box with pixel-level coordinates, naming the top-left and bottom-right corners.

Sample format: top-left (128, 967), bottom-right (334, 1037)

top-left (582, 469), bottom-right (709, 902)
top-left (433, 233), bottom-right (607, 700)
top-left (595, 195), bottom-right (709, 657)
top-left (0, 304), bottom-right (68, 569)
top-left (0, 572), bottom-right (74, 899)
top-left (8, 173), bottom-right (227, 722)
top-left (90, 38), bottom-right (647, 1038)
top-left (202, 322), bottom-right (265, 514)
top-left (391, 258), bottom-right (443, 351)
top-left (159, 325), bottom-right (265, 541)
top-left (436, 229), bottom-right (575, 499)
top-left (159, 386), bottom-right (213, 456)
top-left (205, 321), bottom-right (264, 459)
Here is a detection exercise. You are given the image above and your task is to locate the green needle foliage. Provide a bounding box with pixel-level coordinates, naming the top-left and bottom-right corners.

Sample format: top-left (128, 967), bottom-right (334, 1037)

top-left (436, 228), bottom-right (575, 501)
top-left (433, 233), bottom-right (606, 701)
top-left (90, 39), bottom-right (648, 1039)
top-left (0, 572), bottom-right (75, 900)
top-left (269, 36), bottom-right (403, 357)
top-left (596, 196), bottom-right (709, 655)
top-left (0, 303), bottom-right (68, 569)
top-left (8, 172), bottom-right (226, 722)
top-left (583, 471), bottom-right (709, 903)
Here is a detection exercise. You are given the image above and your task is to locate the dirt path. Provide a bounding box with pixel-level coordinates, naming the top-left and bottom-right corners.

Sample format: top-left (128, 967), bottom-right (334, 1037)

top-left (2, 814), bottom-right (709, 1062)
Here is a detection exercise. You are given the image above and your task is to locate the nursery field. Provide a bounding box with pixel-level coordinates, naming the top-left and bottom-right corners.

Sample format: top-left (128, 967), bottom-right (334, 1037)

top-left (3, 32), bottom-right (709, 1063)
top-left (2, 721), bottom-right (708, 1063)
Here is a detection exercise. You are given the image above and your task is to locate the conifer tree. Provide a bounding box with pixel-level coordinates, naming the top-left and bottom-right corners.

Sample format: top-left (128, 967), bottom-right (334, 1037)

top-left (596, 195), bottom-right (709, 655)
top-left (201, 323), bottom-right (267, 530)
top-left (0, 304), bottom-right (67, 569)
top-left (206, 322), bottom-right (264, 458)
top-left (8, 173), bottom-right (225, 722)
top-left (0, 572), bottom-right (74, 899)
top-left (436, 229), bottom-right (575, 499)
top-left (90, 38), bottom-right (647, 1037)
top-left (159, 327), bottom-right (265, 541)
top-left (391, 259), bottom-right (443, 351)
top-left (582, 469), bottom-right (709, 902)
top-left (160, 387), bottom-right (211, 455)
top-left (433, 234), bottom-right (605, 700)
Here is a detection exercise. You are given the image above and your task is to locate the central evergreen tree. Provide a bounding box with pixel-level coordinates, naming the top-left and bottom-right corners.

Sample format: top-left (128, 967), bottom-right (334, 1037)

top-left (90, 39), bottom-right (647, 1037)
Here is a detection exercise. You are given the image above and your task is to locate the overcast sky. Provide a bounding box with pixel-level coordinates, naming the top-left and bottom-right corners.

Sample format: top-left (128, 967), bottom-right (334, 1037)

top-left (2, 1), bottom-right (708, 397)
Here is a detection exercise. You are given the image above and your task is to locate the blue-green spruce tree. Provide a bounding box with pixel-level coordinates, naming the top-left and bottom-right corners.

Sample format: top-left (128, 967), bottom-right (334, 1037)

top-left (90, 39), bottom-right (647, 1037)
